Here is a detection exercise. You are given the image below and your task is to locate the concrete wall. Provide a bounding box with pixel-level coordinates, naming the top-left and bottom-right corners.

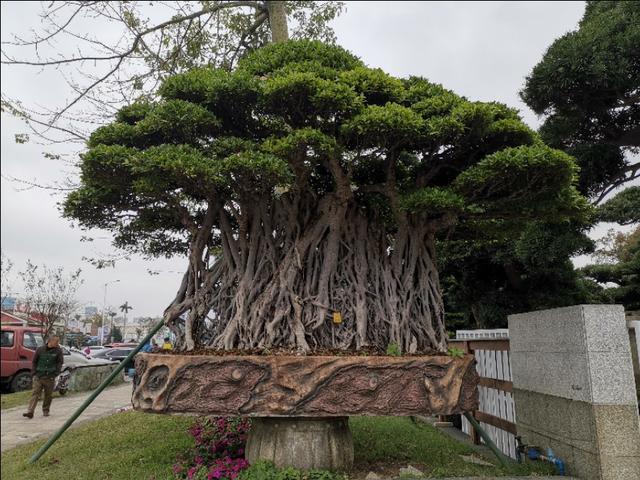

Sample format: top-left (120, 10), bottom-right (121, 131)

top-left (67, 363), bottom-right (124, 392)
top-left (509, 305), bottom-right (640, 480)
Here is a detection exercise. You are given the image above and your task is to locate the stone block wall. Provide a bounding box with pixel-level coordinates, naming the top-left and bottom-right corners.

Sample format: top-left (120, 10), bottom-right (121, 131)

top-left (67, 363), bottom-right (125, 392)
top-left (509, 305), bottom-right (640, 480)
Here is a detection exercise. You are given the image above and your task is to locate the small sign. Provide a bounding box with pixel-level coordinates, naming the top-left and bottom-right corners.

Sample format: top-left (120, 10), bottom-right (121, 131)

top-left (332, 312), bottom-right (342, 324)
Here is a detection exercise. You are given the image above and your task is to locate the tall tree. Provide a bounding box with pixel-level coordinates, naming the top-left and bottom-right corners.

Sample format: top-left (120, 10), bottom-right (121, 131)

top-left (1, 1), bottom-right (344, 145)
top-left (442, 1), bottom-right (640, 328)
top-left (19, 260), bottom-right (83, 337)
top-left (521, 0), bottom-right (640, 203)
top-left (63, 40), bottom-right (588, 353)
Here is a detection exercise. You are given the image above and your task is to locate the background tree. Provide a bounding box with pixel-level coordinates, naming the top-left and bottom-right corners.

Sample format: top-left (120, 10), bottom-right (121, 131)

top-left (580, 189), bottom-right (640, 310)
top-left (63, 40), bottom-right (588, 353)
top-left (111, 325), bottom-right (124, 343)
top-left (107, 311), bottom-right (118, 342)
top-left (119, 301), bottom-right (133, 342)
top-left (597, 186), bottom-right (640, 226)
top-left (1, 1), bottom-right (344, 146)
top-left (442, 1), bottom-right (639, 328)
top-left (1, 250), bottom-right (14, 308)
top-left (19, 260), bottom-right (83, 338)
top-left (582, 227), bottom-right (639, 310)
top-left (521, 0), bottom-right (639, 203)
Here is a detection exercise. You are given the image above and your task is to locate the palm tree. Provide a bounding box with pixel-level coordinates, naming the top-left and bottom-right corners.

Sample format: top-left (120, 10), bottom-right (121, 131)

top-left (119, 301), bottom-right (133, 342)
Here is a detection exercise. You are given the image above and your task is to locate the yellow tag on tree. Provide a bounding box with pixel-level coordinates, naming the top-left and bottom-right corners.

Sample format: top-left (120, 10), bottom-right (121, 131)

top-left (332, 312), bottom-right (342, 324)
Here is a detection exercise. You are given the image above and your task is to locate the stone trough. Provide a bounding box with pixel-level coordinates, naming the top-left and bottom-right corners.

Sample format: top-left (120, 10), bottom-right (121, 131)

top-left (132, 353), bottom-right (479, 470)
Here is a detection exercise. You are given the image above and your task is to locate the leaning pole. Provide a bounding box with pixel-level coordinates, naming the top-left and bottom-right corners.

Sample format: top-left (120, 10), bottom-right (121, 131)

top-left (29, 320), bottom-right (166, 464)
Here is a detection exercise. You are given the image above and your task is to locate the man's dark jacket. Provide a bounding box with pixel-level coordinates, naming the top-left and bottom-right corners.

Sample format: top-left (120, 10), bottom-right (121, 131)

top-left (31, 345), bottom-right (64, 378)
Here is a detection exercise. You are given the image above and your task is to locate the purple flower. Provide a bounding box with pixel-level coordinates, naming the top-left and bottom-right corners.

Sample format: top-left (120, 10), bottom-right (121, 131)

top-left (187, 467), bottom-right (198, 479)
top-left (208, 468), bottom-right (223, 479)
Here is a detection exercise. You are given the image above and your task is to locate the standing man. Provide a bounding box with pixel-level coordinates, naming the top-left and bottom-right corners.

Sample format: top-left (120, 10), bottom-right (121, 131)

top-left (23, 334), bottom-right (64, 419)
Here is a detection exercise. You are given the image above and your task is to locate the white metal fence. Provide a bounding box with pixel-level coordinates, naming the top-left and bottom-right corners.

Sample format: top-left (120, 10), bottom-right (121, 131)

top-left (454, 330), bottom-right (517, 458)
top-left (455, 320), bottom-right (640, 460)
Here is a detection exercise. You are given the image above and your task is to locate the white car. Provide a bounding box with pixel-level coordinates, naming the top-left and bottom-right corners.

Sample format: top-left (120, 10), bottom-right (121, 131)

top-left (61, 347), bottom-right (111, 369)
top-left (83, 345), bottom-right (108, 357)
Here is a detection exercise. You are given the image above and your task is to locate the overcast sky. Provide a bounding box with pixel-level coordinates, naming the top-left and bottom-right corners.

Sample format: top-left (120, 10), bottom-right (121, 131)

top-left (0, 1), bottom-right (631, 318)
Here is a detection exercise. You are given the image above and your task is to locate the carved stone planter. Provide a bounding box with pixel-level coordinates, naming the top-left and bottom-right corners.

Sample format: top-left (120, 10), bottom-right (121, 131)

top-left (132, 353), bottom-right (478, 470)
top-left (132, 353), bottom-right (478, 416)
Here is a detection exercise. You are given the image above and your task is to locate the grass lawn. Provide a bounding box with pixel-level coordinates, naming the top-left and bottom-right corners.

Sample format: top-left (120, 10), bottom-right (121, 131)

top-left (1, 413), bottom-right (553, 480)
top-left (350, 417), bottom-right (553, 477)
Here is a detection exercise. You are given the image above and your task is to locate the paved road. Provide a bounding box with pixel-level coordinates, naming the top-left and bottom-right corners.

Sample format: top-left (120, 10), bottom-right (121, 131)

top-left (0, 383), bottom-right (132, 452)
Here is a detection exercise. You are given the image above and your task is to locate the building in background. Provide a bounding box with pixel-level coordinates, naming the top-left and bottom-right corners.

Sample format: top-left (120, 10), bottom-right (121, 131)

top-left (1, 296), bottom-right (16, 311)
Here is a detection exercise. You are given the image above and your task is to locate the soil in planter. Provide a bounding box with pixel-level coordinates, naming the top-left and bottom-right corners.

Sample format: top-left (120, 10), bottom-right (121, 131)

top-left (152, 346), bottom-right (447, 357)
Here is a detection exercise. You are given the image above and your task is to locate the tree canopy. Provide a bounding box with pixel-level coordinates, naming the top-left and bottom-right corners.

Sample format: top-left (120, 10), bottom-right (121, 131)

top-left (582, 226), bottom-right (639, 311)
top-left (521, 0), bottom-right (640, 202)
top-left (445, 1), bottom-right (639, 329)
top-left (63, 40), bottom-right (587, 352)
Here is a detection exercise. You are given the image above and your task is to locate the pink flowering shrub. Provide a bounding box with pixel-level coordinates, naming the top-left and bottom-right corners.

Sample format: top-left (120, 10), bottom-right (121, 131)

top-left (173, 417), bottom-right (251, 480)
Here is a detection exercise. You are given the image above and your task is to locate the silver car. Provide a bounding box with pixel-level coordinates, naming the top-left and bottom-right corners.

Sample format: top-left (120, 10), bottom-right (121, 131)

top-left (61, 347), bottom-right (111, 369)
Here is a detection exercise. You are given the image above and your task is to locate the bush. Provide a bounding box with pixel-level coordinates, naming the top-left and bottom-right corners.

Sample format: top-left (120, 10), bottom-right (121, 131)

top-left (173, 417), bottom-right (251, 480)
top-left (238, 460), bottom-right (344, 480)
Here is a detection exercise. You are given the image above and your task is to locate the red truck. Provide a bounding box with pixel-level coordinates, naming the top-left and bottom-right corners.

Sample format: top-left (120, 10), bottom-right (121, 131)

top-left (1, 325), bottom-right (44, 392)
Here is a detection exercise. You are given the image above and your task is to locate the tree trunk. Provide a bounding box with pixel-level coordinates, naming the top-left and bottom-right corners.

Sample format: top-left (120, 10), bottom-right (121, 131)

top-left (266, 1), bottom-right (289, 42)
top-left (161, 195), bottom-right (449, 353)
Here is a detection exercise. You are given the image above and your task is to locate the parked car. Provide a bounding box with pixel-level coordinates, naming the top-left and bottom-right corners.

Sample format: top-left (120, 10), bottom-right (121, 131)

top-left (61, 347), bottom-right (111, 369)
top-left (82, 345), bottom-right (108, 357)
top-left (91, 347), bottom-right (137, 372)
top-left (0, 325), bottom-right (44, 392)
top-left (104, 347), bottom-right (135, 362)
top-left (103, 342), bottom-right (138, 349)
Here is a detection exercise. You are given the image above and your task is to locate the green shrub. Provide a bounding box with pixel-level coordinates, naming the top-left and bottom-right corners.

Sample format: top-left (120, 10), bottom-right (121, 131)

top-left (386, 342), bottom-right (401, 356)
top-left (238, 460), bottom-right (344, 480)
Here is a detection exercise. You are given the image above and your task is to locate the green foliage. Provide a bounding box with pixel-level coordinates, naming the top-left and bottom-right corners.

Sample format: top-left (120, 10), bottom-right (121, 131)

top-left (445, 2), bottom-right (638, 330)
top-left (447, 346), bottom-right (465, 358)
top-left (401, 188), bottom-right (465, 215)
top-left (342, 103), bottom-right (423, 148)
top-left (65, 40), bottom-right (586, 265)
top-left (454, 145), bottom-right (575, 204)
top-left (440, 220), bottom-right (602, 329)
top-left (340, 67), bottom-right (405, 105)
top-left (385, 342), bottom-right (401, 356)
top-left (236, 40), bottom-right (361, 76)
top-left (582, 227), bottom-right (640, 310)
top-left (238, 461), bottom-right (343, 480)
top-left (521, 1), bottom-right (640, 198)
top-left (111, 326), bottom-right (123, 343)
top-left (598, 186), bottom-right (640, 225)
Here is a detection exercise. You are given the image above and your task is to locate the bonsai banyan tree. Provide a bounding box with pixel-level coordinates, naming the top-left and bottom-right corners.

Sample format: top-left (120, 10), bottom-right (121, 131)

top-left (64, 41), bottom-right (589, 353)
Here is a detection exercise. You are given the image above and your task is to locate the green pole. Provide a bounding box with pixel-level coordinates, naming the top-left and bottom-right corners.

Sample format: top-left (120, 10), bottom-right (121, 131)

top-left (29, 320), bottom-right (167, 464)
top-left (463, 412), bottom-right (512, 468)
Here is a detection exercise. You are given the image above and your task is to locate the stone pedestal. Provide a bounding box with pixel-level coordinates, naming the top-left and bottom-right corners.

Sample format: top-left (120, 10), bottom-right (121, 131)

top-left (246, 417), bottom-right (353, 470)
top-left (509, 305), bottom-right (640, 480)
